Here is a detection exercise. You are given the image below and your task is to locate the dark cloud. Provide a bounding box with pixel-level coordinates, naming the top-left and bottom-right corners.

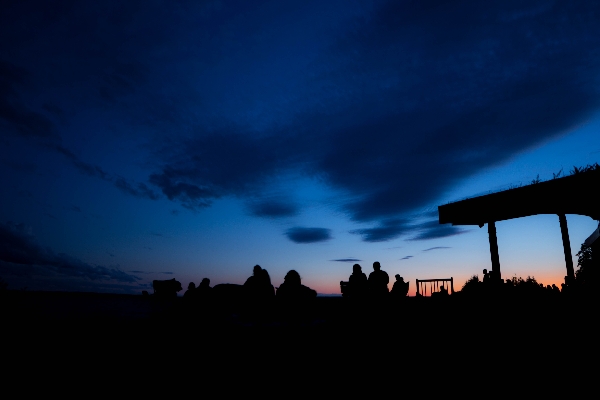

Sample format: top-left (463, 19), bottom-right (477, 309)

top-left (159, 272), bottom-right (174, 275)
top-left (0, 60), bottom-right (59, 140)
top-left (330, 258), bottom-right (362, 262)
top-left (351, 219), bottom-right (411, 242)
top-left (3, 1), bottom-right (600, 235)
top-left (285, 227), bottom-right (332, 244)
top-left (54, 145), bottom-right (160, 200)
top-left (400, 256), bottom-right (413, 260)
top-left (142, 1), bottom-right (600, 226)
top-left (407, 221), bottom-right (470, 241)
top-left (0, 58), bottom-right (158, 202)
top-left (0, 222), bottom-right (140, 285)
top-left (149, 168), bottom-right (216, 210)
top-left (315, 1), bottom-right (600, 222)
top-left (422, 246), bottom-right (451, 252)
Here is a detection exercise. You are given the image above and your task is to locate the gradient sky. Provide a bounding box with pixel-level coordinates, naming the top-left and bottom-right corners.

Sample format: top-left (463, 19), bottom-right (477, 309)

top-left (1, 0), bottom-right (599, 295)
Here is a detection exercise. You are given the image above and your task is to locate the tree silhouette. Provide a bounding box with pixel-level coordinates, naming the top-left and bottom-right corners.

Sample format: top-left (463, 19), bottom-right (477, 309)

top-left (575, 243), bottom-right (593, 286)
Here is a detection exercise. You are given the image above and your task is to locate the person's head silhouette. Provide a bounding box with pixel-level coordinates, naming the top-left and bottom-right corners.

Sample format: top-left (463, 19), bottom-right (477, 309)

top-left (253, 265), bottom-right (262, 275)
top-left (353, 264), bottom-right (362, 274)
top-left (373, 261), bottom-right (381, 271)
top-left (188, 282), bottom-right (196, 290)
top-left (284, 270), bottom-right (301, 286)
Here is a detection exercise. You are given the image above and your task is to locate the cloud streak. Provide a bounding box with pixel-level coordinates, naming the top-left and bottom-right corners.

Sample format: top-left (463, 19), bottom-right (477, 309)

top-left (285, 227), bottom-right (332, 244)
top-left (422, 247), bottom-right (451, 252)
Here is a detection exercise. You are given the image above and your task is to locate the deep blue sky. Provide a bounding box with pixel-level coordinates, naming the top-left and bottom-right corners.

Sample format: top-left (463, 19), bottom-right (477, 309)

top-left (1, 0), bottom-right (599, 294)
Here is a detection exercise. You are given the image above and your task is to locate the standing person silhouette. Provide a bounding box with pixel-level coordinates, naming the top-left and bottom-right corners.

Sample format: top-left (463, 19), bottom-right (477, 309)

top-left (348, 263), bottom-right (368, 299)
top-left (368, 261), bottom-right (389, 298)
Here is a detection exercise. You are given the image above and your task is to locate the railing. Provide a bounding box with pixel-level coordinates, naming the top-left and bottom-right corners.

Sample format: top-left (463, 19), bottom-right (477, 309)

top-left (415, 278), bottom-right (454, 296)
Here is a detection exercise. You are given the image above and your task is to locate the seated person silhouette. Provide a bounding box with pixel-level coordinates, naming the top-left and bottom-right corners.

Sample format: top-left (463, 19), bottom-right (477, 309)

top-left (244, 265), bottom-right (275, 301)
top-left (244, 265), bottom-right (263, 292)
top-left (368, 261), bottom-right (389, 298)
top-left (197, 278), bottom-right (212, 298)
top-left (184, 282), bottom-right (196, 299)
top-left (276, 270), bottom-right (317, 301)
top-left (259, 268), bottom-right (276, 298)
top-left (390, 274), bottom-right (409, 298)
top-left (432, 285), bottom-right (449, 298)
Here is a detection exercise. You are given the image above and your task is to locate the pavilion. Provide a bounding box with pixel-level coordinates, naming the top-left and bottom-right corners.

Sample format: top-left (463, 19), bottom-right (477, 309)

top-left (438, 166), bottom-right (600, 284)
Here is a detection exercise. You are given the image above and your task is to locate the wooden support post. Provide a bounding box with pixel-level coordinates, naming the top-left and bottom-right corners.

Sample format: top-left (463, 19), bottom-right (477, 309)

top-left (558, 214), bottom-right (575, 282)
top-left (488, 221), bottom-right (501, 281)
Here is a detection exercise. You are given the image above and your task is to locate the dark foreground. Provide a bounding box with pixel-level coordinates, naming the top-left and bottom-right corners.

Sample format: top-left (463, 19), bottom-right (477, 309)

top-left (2, 290), bottom-right (595, 384)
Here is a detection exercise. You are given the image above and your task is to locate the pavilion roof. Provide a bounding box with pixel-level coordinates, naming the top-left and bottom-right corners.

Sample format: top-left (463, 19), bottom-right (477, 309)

top-left (438, 167), bottom-right (600, 226)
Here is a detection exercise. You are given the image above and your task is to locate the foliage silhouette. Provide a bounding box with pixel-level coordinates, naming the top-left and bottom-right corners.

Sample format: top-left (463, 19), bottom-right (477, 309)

top-left (575, 243), bottom-right (593, 286)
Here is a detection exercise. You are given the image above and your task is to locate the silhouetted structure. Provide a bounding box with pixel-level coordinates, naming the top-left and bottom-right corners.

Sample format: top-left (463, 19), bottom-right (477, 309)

top-left (152, 278), bottom-right (183, 297)
top-left (438, 166), bottom-right (600, 285)
top-left (368, 261), bottom-right (389, 297)
top-left (415, 278), bottom-right (454, 296)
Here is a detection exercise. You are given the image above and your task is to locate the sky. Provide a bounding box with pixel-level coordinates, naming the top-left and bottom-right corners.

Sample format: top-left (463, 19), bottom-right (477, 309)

top-left (1, 0), bottom-right (599, 295)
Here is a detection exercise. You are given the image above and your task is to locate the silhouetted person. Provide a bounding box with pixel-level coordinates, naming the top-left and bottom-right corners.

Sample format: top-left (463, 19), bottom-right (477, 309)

top-left (368, 261), bottom-right (389, 298)
top-left (438, 285), bottom-right (448, 296)
top-left (390, 274), bottom-right (409, 298)
top-left (197, 278), bottom-right (212, 299)
top-left (184, 282), bottom-right (196, 299)
top-left (276, 270), bottom-right (317, 301)
top-left (482, 269), bottom-right (490, 284)
top-left (244, 265), bottom-right (263, 296)
top-left (244, 265), bottom-right (275, 300)
top-left (348, 263), bottom-right (368, 299)
top-left (258, 268), bottom-right (275, 299)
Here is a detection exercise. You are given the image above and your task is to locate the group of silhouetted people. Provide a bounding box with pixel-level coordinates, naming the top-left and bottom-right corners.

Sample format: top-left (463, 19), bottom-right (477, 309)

top-left (341, 261), bottom-right (409, 300)
top-left (183, 265), bottom-right (317, 305)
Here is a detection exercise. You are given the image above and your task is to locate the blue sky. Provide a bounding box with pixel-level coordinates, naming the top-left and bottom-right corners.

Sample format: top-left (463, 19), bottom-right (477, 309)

top-left (1, 0), bottom-right (599, 294)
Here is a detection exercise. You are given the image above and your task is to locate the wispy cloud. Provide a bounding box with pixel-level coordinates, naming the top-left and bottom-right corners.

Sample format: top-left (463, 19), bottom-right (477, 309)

top-left (407, 221), bottom-right (470, 241)
top-left (422, 246), bottom-right (451, 252)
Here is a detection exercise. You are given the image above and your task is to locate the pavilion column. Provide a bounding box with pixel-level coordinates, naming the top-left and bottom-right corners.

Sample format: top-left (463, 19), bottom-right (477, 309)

top-left (487, 221), bottom-right (501, 281)
top-left (558, 214), bottom-right (575, 281)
